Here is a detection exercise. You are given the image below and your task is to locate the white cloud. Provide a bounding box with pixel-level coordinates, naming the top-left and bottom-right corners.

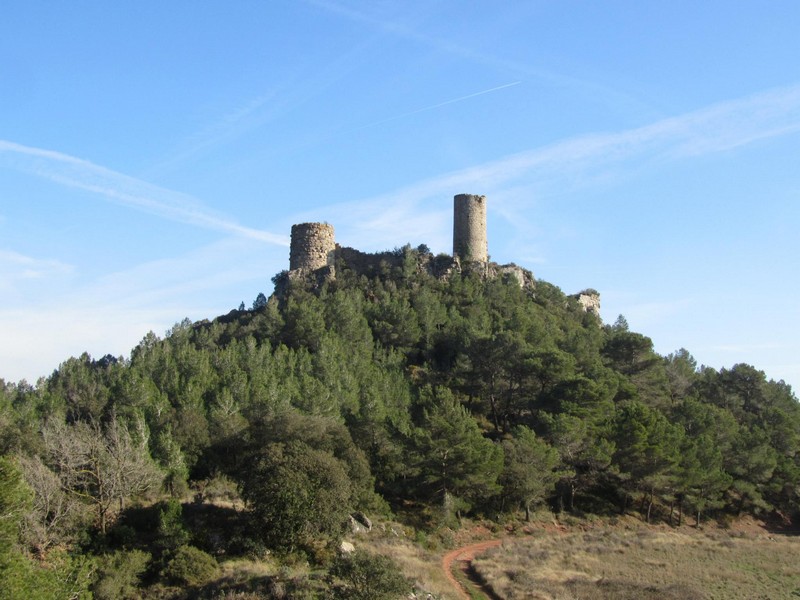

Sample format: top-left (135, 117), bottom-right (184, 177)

top-left (0, 250), bottom-right (75, 303)
top-left (0, 250), bottom-right (74, 282)
top-left (296, 83), bottom-right (800, 257)
top-left (0, 236), bottom-right (284, 383)
top-left (350, 81), bottom-right (522, 132)
top-left (0, 140), bottom-right (289, 246)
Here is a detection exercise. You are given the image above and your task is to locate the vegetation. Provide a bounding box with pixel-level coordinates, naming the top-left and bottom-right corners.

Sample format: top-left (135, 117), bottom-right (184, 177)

top-left (472, 525), bottom-right (800, 599)
top-left (328, 549), bottom-right (410, 599)
top-left (0, 244), bottom-right (798, 597)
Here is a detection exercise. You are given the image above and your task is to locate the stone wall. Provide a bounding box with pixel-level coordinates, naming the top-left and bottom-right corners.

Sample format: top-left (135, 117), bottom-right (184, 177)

top-left (453, 193), bottom-right (488, 262)
top-left (289, 222), bottom-right (335, 272)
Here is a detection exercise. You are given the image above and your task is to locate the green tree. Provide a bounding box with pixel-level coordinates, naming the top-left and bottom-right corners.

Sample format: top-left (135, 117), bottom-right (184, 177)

top-left (602, 319), bottom-right (670, 407)
top-left (725, 426), bottom-right (778, 515)
top-left (246, 410), bottom-right (377, 510)
top-left (47, 354), bottom-right (111, 423)
top-left (0, 456), bottom-right (29, 552)
top-left (672, 397), bottom-right (736, 525)
top-left (664, 348), bottom-right (698, 403)
top-left (238, 441), bottom-right (352, 554)
top-left (281, 290), bottom-right (327, 351)
top-left (540, 410), bottom-right (614, 513)
top-left (613, 401), bottom-right (683, 521)
top-left (499, 426), bottom-right (560, 520)
top-left (252, 292), bottom-right (267, 310)
top-left (678, 436), bottom-right (732, 526)
top-left (155, 498), bottom-right (189, 555)
top-left (411, 389), bottom-right (502, 518)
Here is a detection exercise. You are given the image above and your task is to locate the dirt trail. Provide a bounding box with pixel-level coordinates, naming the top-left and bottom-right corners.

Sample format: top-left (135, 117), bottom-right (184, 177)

top-left (441, 539), bottom-right (503, 599)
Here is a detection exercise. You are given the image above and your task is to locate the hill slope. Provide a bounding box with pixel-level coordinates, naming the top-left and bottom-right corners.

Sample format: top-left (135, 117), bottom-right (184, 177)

top-left (1, 244), bottom-right (798, 598)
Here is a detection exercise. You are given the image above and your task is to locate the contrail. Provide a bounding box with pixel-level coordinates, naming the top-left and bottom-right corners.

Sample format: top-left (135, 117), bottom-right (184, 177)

top-left (353, 81), bottom-right (522, 131)
top-left (0, 140), bottom-right (289, 246)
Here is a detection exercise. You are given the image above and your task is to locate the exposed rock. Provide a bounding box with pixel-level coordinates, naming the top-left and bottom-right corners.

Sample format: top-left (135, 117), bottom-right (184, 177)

top-left (489, 262), bottom-right (535, 289)
top-left (348, 515), bottom-right (368, 534)
top-left (574, 290), bottom-right (601, 317)
top-left (351, 511), bottom-right (372, 531)
top-left (339, 541), bottom-right (355, 554)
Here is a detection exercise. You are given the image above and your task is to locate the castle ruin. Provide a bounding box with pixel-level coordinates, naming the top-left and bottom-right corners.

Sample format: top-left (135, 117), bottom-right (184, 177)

top-left (453, 193), bottom-right (488, 263)
top-left (288, 193), bottom-right (489, 277)
top-left (283, 193), bottom-right (598, 315)
top-left (289, 222), bottom-right (336, 274)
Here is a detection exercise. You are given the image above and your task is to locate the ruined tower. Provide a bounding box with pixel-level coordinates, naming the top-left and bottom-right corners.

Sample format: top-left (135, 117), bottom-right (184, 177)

top-left (453, 193), bottom-right (488, 263)
top-left (289, 222), bottom-right (335, 273)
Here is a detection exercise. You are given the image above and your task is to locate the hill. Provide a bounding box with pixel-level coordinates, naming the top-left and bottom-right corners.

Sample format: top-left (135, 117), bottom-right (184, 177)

top-left (1, 241), bottom-right (799, 599)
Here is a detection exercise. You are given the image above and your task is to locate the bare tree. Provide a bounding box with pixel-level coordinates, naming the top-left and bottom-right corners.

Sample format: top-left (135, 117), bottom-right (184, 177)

top-left (18, 454), bottom-right (87, 553)
top-left (43, 415), bottom-right (162, 533)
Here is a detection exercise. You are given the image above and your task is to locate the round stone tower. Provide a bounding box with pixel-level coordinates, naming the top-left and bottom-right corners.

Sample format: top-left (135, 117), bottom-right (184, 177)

top-left (289, 222), bottom-right (335, 272)
top-left (453, 193), bottom-right (488, 262)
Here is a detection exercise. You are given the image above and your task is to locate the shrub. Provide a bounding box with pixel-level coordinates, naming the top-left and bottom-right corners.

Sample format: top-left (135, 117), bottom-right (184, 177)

top-left (157, 498), bottom-right (189, 553)
top-left (329, 550), bottom-right (409, 600)
top-left (162, 545), bottom-right (218, 586)
top-left (92, 549), bottom-right (150, 600)
top-left (238, 441), bottom-right (352, 555)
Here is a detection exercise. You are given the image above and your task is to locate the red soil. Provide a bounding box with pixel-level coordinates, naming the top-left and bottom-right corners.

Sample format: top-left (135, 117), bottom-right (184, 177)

top-left (441, 539), bottom-right (503, 599)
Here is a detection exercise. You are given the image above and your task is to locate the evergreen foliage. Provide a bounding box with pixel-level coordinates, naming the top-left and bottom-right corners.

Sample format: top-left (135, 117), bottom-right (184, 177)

top-left (0, 248), bottom-right (799, 597)
top-left (329, 549), bottom-right (410, 599)
top-left (161, 545), bottom-right (218, 586)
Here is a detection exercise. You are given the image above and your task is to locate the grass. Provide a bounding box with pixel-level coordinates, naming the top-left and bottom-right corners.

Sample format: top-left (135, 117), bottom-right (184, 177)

top-left (471, 525), bottom-right (800, 600)
top-left (359, 526), bottom-right (455, 598)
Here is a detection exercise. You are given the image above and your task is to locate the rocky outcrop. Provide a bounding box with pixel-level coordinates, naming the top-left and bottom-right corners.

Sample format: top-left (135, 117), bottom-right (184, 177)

top-left (574, 290), bottom-right (601, 316)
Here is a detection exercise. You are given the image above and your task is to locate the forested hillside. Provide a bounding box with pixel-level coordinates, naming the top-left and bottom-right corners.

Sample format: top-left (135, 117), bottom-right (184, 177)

top-left (1, 245), bottom-right (798, 598)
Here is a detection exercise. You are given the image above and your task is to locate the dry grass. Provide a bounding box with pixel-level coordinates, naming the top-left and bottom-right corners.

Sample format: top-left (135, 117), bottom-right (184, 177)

top-left (216, 525), bottom-right (453, 596)
top-left (218, 556), bottom-right (277, 581)
top-left (358, 524), bottom-right (456, 599)
top-left (471, 526), bottom-right (800, 600)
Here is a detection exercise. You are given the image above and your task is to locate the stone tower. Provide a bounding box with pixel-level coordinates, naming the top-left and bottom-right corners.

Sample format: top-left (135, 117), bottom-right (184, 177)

top-left (453, 193), bottom-right (488, 262)
top-left (289, 222), bottom-right (335, 273)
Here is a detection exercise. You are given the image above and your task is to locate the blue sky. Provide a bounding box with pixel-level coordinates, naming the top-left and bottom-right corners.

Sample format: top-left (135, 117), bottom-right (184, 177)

top-left (1, 1), bottom-right (799, 393)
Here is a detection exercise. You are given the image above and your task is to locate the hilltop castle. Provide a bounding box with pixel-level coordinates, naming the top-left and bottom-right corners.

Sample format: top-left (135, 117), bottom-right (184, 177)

top-left (284, 193), bottom-right (600, 316)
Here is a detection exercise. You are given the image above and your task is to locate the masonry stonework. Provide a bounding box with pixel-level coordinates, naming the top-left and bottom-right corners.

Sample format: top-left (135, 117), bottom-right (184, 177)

top-left (280, 194), bottom-right (601, 319)
top-left (289, 222), bottom-right (335, 272)
top-left (453, 193), bottom-right (488, 263)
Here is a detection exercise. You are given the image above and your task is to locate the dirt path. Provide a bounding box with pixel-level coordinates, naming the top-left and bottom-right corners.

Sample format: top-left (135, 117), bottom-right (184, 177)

top-left (441, 539), bottom-right (503, 599)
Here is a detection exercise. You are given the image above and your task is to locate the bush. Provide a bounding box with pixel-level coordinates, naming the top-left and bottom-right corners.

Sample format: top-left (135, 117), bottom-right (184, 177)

top-left (106, 524), bottom-right (137, 549)
top-left (238, 441), bottom-right (352, 555)
top-left (156, 498), bottom-right (189, 553)
top-left (161, 545), bottom-right (218, 586)
top-left (329, 550), bottom-right (409, 600)
top-left (92, 549), bottom-right (150, 600)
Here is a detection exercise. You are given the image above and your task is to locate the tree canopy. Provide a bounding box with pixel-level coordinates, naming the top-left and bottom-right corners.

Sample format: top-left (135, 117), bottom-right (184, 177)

top-left (1, 244), bottom-right (799, 597)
